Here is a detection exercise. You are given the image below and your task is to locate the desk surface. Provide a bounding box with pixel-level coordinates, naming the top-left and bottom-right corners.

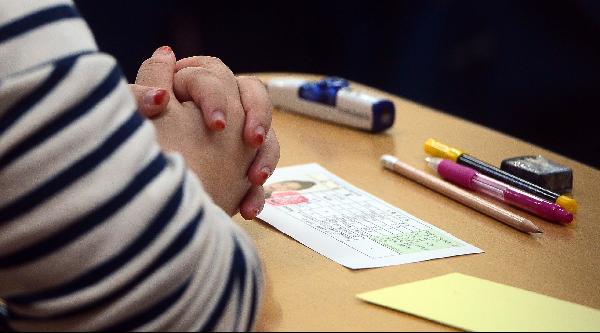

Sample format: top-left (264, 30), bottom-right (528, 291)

top-left (236, 73), bottom-right (600, 331)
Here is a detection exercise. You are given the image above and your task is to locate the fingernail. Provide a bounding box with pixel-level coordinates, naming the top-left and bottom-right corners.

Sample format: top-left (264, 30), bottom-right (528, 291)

top-left (153, 45), bottom-right (172, 56)
top-left (259, 167), bottom-right (271, 184)
top-left (143, 88), bottom-right (167, 106)
top-left (254, 126), bottom-right (266, 145)
top-left (212, 111), bottom-right (226, 130)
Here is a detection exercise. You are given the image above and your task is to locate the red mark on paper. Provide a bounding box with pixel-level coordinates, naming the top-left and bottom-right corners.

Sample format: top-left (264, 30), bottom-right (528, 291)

top-left (266, 191), bottom-right (309, 206)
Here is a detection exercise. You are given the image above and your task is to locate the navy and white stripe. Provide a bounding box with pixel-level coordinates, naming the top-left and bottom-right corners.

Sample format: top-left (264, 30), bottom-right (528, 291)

top-left (0, 4), bottom-right (78, 43)
top-left (0, 1), bottom-right (262, 331)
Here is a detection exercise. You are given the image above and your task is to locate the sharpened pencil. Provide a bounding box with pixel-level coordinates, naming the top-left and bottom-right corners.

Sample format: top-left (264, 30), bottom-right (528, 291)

top-left (381, 155), bottom-right (542, 234)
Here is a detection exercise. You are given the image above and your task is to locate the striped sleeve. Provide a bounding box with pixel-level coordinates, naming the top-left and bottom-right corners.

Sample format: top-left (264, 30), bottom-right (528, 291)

top-left (0, 1), bottom-right (263, 331)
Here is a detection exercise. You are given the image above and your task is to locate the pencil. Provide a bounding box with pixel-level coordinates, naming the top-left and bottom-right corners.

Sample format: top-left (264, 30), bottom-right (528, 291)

top-left (381, 155), bottom-right (542, 234)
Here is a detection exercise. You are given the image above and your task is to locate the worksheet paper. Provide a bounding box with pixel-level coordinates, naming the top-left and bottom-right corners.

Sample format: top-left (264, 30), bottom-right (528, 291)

top-left (257, 163), bottom-right (482, 269)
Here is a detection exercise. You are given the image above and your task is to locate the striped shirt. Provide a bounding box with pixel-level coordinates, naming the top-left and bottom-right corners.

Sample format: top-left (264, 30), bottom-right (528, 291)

top-left (0, 0), bottom-right (263, 331)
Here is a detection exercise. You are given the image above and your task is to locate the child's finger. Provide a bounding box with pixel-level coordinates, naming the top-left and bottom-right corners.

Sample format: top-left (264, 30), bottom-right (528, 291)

top-left (239, 185), bottom-right (266, 220)
top-left (175, 56), bottom-right (238, 94)
top-left (247, 129), bottom-right (280, 186)
top-left (237, 76), bottom-right (273, 148)
top-left (128, 84), bottom-right (169, 118)
top-left (134, 46), bottom-right (176, 92)
top-left (174, 67), bottom-right (229, 131)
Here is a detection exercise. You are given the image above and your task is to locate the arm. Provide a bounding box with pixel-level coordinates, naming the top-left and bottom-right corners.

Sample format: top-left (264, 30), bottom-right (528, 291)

top-left (0, 1), bottom-right (262, 331)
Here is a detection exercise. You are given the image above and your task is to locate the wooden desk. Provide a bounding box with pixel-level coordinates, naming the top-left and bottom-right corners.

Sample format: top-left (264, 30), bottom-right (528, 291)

top-left (236, 73), bottom-right (600, 331)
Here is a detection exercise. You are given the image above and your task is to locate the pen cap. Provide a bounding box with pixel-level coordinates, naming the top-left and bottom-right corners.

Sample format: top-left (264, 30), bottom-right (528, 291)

top-left (557, 195), bottom-right (578, 213)
top-left (424, 139), bottom-right (463, 162)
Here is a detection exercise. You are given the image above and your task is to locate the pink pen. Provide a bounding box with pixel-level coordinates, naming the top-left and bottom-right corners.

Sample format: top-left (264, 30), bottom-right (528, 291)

top-left (426, 157), bottom-right (573, 224)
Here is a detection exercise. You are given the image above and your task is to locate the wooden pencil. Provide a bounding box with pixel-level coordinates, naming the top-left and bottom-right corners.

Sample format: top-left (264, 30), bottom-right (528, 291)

top-left (381, 155), bottom-right (542, 234)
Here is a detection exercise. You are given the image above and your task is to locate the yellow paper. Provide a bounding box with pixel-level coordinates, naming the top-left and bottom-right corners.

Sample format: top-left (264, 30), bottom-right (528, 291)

top-left (357, 273), bottom-right (600, 332)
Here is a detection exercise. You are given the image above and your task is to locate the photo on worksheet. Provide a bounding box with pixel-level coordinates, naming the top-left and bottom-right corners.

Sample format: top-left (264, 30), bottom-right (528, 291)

top-left (264, 173), bottom-right (340, 205)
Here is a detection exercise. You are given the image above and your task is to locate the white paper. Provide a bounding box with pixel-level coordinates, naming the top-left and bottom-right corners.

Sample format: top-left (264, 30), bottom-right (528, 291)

top-left (257, 163), bottom-right (483, 269)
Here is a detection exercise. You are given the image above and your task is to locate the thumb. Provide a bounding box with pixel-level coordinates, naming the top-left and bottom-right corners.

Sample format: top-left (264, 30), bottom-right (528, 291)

top-left (129, 84), bottom-right (170, 118)
top-left (135, 46), bottom-right (177, 92)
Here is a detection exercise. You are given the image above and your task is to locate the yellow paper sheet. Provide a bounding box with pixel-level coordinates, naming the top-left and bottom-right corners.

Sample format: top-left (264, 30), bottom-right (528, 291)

top-left (357, 273), bottom-right (600, 331)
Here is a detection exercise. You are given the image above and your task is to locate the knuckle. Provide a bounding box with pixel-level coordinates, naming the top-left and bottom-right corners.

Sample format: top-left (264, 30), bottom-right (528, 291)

top-left (239, 75), bottom-right (264, 85)
top-left (205, 56), bottom-right (235, 78)
top-left (265, 98), bottom-right (274, 114)
top-left (178, 66), bottom-right (210, 78)
top-left (136, 58), bottom-right (171, 82)
top-left (141, 57), bottom-right (170, 68)
top-left (177, 68), bottom-right (219, 91)
top-left (239, 80), bottom-right (273, 116)
top-left (204, 56), bottom-right (225, 68)
top-left (274, 148), bottom-right (281, 163)
top-left (179, 65), bottom-right (234, 93)
top-left (271, 137), bottom-right (281, 161)
top-left (239, 76), bottom-right (268, 92)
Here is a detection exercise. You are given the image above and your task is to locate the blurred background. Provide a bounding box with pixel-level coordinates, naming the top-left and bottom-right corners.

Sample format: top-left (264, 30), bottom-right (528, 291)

top-left (75, 0), bottom-right (600, 168)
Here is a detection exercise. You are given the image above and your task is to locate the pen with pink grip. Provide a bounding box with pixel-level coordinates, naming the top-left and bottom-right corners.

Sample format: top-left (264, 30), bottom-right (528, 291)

top-left (426, 157), bottom-right (573, 224)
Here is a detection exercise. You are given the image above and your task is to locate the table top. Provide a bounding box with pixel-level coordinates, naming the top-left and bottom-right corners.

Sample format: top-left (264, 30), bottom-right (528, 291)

top-left (235, 73), bottom-right (600, 331)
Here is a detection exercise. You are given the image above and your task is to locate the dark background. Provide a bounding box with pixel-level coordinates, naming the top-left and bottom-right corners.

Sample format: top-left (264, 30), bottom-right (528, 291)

top-left (76, 0), bottom-right (600, 168)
